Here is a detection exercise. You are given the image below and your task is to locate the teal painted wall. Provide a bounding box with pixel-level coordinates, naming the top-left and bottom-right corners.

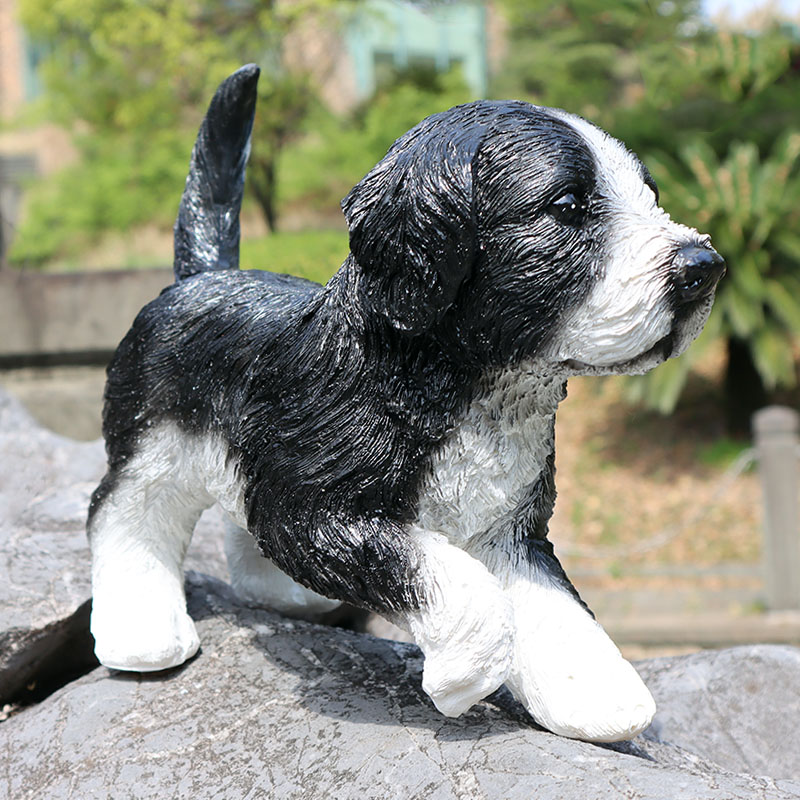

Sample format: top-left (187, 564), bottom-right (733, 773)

top-left (346, 0), bottom-right (488, 99)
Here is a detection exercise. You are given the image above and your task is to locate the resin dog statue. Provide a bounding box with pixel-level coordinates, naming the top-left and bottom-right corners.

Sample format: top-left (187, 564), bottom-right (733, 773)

top-left (88, 65), bottom-right (725, 742)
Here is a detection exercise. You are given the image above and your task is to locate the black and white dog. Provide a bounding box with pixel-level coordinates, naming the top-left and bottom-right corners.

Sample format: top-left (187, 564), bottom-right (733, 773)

top-left (88, 65), bottom-right (724, 742)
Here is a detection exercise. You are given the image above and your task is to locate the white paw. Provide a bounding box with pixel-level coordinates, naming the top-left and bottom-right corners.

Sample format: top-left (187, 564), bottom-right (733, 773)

top-left (508, 584), bottom-right (655, 742)
top-left (91, 589), bottom-right (199, 672)
top-left (421, 638), bottom-right (513, 717)
top-left (405, 533), bottom-right (515, 717)
top-left (511, 652), bottom-right (655, 742)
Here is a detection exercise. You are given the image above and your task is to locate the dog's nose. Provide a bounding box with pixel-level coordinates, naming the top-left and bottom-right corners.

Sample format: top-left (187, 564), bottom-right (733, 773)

top-left (673, 245), bottom-right (726, 303)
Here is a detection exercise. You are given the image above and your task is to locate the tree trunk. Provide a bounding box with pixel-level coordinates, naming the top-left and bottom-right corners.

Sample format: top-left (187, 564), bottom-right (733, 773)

top-left (249, 153), bottom-right (278, 233)
top-left (724, 336), bottom-right (768, 437)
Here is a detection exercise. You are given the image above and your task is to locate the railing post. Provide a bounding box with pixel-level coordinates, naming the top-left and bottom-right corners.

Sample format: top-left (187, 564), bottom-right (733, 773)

top-left (753, 406), bottom-right (800, 610)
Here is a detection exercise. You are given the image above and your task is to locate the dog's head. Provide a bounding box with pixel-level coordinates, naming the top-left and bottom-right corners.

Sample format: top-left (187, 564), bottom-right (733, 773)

top-left (342, 101), bottom-right (724, 374)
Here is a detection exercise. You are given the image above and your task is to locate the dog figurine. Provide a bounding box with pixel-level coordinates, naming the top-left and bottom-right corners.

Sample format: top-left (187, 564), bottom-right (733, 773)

top-left (88, 64), bottom-right (725, 742)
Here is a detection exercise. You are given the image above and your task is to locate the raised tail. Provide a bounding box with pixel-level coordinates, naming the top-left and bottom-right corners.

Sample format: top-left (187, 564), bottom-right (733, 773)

top-left (173, 64), bottom-right (260, 281)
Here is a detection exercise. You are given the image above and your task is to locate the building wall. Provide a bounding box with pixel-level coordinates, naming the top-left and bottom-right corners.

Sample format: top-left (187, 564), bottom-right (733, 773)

top-left (0, 0), bottom-right (25, 121)
top-left (345, 0), bottom-right (489, 101)
top-left (290, 0), bottom-right (499, 114)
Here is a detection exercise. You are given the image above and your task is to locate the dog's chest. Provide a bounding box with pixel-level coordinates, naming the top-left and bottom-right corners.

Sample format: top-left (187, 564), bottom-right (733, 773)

top-left (415, 369), bottom-right (563, 546)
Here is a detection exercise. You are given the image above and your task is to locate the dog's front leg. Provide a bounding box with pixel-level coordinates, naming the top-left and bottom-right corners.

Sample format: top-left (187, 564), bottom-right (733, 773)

top-left (476, 536), bottom-right (655, 742)
top-left (251, 516), bottom-right (514, 717)
top-left (394, 528), bottom-right (515, 718)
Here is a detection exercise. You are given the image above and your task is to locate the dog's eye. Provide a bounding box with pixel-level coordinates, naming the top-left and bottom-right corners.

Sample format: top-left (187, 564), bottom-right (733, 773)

top-left (546, 192), bottom-right (588, 227)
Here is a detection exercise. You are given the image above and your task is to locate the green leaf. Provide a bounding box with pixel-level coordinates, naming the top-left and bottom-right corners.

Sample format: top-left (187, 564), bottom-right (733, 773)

top-left (765, 279), bottom-right (800, 332)
top-left (751, 324), bottom-right (797, 389)
top-left (722, 284), bottom-right (763, 337)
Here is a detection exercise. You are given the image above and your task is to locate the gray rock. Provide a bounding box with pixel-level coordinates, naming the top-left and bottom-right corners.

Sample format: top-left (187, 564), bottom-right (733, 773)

top-left (2, 572), bottom-right (799, 800)
top-left (639, 645), bottom-right (800, 780)
top-left (0, 389), bottom-right (105, 633)
top-left (3, 384), bottom-right (800, 799)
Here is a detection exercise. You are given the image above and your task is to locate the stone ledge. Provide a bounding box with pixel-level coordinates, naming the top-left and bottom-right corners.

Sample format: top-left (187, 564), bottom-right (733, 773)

top-left (0, 269), bottom-right (172, 365)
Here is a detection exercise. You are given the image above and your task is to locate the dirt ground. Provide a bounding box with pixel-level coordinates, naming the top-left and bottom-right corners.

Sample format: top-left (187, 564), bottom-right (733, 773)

top-left (553, 371), bottom-right (760, 567)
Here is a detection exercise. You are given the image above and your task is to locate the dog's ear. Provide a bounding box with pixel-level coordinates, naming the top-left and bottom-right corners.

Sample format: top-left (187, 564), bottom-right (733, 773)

top-left (342, 111), bottom-right (485, 333)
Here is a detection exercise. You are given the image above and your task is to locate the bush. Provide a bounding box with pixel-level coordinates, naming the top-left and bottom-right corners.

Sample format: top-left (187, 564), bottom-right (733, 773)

top-left (10, 129), bottom-right (193, 266)
top-left (277, 67), bottom-right (473, 214)
top-left (240, 230), bottom-right (349, 285)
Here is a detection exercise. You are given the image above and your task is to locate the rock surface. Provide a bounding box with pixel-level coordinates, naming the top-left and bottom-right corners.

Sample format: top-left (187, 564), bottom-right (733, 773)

top-left (4, 572), bottom-right (800, 800)
top-left (2, 385), bottom-right (800, 799)
top-left (639, 645), bottom-right (800, 780)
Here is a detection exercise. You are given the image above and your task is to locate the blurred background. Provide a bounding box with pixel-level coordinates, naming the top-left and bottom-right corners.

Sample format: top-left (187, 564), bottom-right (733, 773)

top-left (1, 0), bottom-right (800, 654)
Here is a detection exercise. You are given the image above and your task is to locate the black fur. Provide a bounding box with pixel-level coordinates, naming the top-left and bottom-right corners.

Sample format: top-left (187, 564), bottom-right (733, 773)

top-left (90, 69), bottom-right (716, 620)
top-left (173, 63), bottom-right (259, 280)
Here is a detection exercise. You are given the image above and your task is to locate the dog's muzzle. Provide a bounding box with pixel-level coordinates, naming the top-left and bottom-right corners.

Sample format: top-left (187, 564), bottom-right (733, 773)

top-left (672, 245), bottom-right (726, 305)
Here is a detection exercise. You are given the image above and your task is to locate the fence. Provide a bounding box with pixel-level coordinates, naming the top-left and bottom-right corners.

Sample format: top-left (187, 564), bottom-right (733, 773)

top-left (754, 406), bottom-right (800, 610)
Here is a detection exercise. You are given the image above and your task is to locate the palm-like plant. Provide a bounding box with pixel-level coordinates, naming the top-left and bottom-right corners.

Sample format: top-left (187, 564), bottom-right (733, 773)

top-left (625, 29), bottom-right (800, 431)
top-left (629, 133), bottom-right (800, 425)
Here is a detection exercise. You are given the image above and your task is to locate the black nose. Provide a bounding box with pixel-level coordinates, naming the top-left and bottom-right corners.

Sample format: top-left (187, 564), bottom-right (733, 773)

top-left (673, 245), bottom-right (726, 303)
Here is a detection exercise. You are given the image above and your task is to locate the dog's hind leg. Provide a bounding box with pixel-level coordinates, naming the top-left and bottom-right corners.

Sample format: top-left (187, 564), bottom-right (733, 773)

top-left (88, 426), bottom-right (227, 671)
top-left (474, 536), bottom-right (655, 742)
top-left (223, 519), bottom-right (342, 617)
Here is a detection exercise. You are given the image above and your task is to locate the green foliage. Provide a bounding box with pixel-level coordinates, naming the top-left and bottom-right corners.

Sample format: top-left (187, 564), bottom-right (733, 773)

top-left (277, 67), bottom-right (473, 212)
top-left (240, 229), bottom-right (349, 285)
top-left (18, 0), bottom-right (242, 132)
top-left (12, 0), bottom-right (346, 263)
top-left (493, 0), bottom-right (703, 124)
top-left (12, 0), bottom-right (466, 264)
top-left (10, 129), bottom-right (193, 265)
top-left (695, 436), bottom-right (751, 469)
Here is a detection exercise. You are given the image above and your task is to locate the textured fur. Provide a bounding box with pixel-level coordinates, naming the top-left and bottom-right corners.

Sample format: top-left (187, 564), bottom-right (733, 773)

top-left (88, 66), bottom-right (724, 742)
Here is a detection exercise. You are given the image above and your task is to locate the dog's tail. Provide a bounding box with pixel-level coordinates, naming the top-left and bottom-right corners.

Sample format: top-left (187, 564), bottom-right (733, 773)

top-left (173, 64), bottom-right (260, 281)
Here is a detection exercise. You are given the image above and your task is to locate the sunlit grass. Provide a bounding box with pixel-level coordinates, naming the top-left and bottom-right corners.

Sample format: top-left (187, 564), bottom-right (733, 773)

top-left (240, 230), bottom-right (349, 285)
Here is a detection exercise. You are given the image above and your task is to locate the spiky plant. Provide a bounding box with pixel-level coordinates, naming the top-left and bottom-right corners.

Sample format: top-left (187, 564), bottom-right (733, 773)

top-left (627, 132), bottom-right (800, 427)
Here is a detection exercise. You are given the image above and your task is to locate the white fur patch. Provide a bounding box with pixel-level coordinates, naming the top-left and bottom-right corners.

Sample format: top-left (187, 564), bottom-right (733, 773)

top-left (469, 538), bottom-right (655, 742)
top-left (503, 569), bottom-right (655, 741)
top-left (414, 359), bottom-right (656, 740)
top-left (90, 423), bottom-right (245, 671)
top-left (224, 519), bottom-right (341, 616)
top-left (545, 110), bottom-right (707, 369)
top-left (415, 363), bottom-right (564, 548)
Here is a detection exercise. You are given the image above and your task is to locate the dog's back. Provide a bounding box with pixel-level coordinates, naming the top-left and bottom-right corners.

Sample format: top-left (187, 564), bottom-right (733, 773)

top-left (98, 63), bottom-right (325, 471)
top-left (98, 269), bottom-right (321, 471)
